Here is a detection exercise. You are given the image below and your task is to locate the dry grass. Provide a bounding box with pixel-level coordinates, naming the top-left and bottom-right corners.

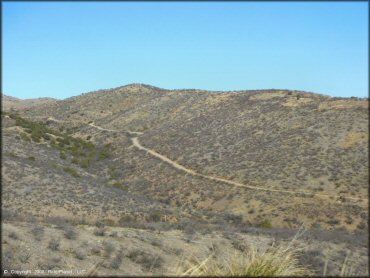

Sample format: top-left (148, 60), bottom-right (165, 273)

top-left (337, 131), bottom-right (368, 149)
top-left (176, 244), bottom-right (311, 277)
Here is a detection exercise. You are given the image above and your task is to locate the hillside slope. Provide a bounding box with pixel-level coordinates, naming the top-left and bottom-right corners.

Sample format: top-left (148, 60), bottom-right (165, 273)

top-left (9, 84), bottom-right (367, 230)
top-left (2, 84), bottom-right (368, 275)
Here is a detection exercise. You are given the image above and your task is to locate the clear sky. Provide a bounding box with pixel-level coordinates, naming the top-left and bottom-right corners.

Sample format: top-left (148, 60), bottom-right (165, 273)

top-left (3, 1), bottom-right (368, 99)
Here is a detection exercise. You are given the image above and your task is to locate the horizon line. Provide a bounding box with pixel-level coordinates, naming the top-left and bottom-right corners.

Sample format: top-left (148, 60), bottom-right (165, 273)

top-left (2, 83), bottom-right (368, 101)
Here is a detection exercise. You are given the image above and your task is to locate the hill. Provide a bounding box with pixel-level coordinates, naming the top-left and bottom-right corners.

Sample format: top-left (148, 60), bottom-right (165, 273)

top-left (2, 84), bottom-right (368, 276)
top-left (2, 94), bottom-right (57, 112)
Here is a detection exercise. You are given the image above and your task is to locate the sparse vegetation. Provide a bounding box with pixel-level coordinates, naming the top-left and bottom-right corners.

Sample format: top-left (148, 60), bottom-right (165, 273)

top-left (94, 227), bottom-right (106, 236)
top-left (48, 238), bottom-right (60, 251)
top-left (63, 224), bottom-right (77, 240)
top-left (6, 112), bottom-right (112, 169)
top-left (177, 244), bottom-right (310, 276)
top-left (8, 231), bottom-right (19, 240)
top-left (74, 249), bottom-right (86, 260)
top-left (19, 251), bottom-right (31, 263)
top-left (110, 249), bottom-right (124, 269)
top-left (31, 226), bottom-right (45, 241)
top-left (2, 86), bottom-right (368, 276)
top-left (63, 166), bottom-right (80, 178)
top-left (103, 241), bottom-right (115, 258)
top-left (127, 249), bottom-right (163, 270)
top-left (258, 219), bottom-right (273, 229)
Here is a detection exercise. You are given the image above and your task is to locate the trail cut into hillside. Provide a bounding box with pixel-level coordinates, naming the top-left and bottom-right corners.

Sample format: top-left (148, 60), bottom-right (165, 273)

top-left (88, 122), bottom-right (368, 204)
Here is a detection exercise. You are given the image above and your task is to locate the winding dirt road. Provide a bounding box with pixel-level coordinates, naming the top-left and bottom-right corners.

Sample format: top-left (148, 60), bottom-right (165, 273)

top-left (89, 122), bottom-right (368, 203)
top-left (88, 123), bottom-right (143, 135)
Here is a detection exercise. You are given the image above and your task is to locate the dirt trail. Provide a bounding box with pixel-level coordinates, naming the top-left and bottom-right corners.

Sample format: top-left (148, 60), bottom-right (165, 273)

top-left (88, 123), bottom-right (143, 135)
top-left (89, 123), bottom-right (368, 203)
top-left (131, 138), bottom-right (367, 202)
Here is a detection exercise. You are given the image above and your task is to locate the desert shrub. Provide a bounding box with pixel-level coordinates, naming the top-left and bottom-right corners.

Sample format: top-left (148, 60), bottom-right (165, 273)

top-left (45, 216), bottom-right (68, 228)
top-left (176, 244), bottom-right (310, 276)
top-left (30, 131), bottom-right (41, 142)
top-left (13, 115), bottom-right (55, 143)
top-left (8, 231), bottom-right (19, 240)
top-left (98, 149), bottom-right (111, 160)
top-left (223, 212), bottom-right (243, 225)
top-left (48, 238), bottom-right (60, 251)
top-left (297, 249), bottom-right (323, 275)
top-left (2, 250), bottom-right (15, 271)
top-left (94, 227), bottom-right (106, 236)
top-left (169, 247), bottom-right (183, 256)
top-left (103, 241), bottom-right (115, 258)
top-left (110, 249), bottom-right (124, 269)
top-left (177, 219), bottom-right (196, 240)
top-left (42, 133), bottom-right (51, 141)
top-left (95, 220), bottom-right (106, 228)
top-left (258, 219), bottom-right (272, 229)
top-left (38, 256), bottom-right (61, 270)
top-left (95, 219), bottom-right (113, 229)
top-left (19, 251), bottom-right (31, 263)
top-left (10, 113), bottom-right (103, 165)
top-left (59, 152), bottom-right (67, 159)
top-left (147, 211), bottom-right (162, 222)
top-left (112, 181), bottom-right (123, 188)
top-left (101, 218), bottom-right (116, 226)
top-left (63, 166), bottom-right (80, 178)
top-left (98, 143), bottom-right (113, 160)
top-left (357, 221), bottom-right (367, 230)
top-left (109, 167), bottom-right (118, 179)
top-left (20, 132), bottom-right (31, 141)
top-left (118, 214), bottom-right (135, 226)
top-left (151, 239), bottom-right (162, 247)
top-left (109, 231), bottom-right (118, 237)
top-left (345, 217), bottom-right (353, 225)
top-left (326, 219), bottom-right (340, 226)
top-left (79, 158), bottom-right (91, 168)
top-left (74, 249), bottom-right (86, 260)
top-left (63, 224), bottom-right (77, 240)
top-left (127, 250), bottom-right (163, 270)
top-left (91, 245), bottom-right (101, 255)
top-left (231, 238), bottom-right (248, 252)
top-left (2, 209), bottom-right (16, 221)
top-left (31, 226), bottom-right (45, 241)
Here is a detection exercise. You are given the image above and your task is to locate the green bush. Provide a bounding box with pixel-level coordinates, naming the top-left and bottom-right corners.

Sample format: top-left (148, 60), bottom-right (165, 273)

top-left (258, 219), bottom-right (272, 229)
top-left (98, 150), bottom-right (111, 160)
top-left (20, 133), bottom-right (31, 142)
top-left (148, 211), bottom-right (162, 222)
top-left (109, 167), bottom-right (118, 179)
top-left (42, 133), bottom-right (51, 141)
top-left (9, 113), bottom-right (111, 168)
top-left (60, 152), bottom-right (67, 159)
top-left (63, 166), bottom-right (80, 178)
top-left (79, 159), bottom-right (91, 169)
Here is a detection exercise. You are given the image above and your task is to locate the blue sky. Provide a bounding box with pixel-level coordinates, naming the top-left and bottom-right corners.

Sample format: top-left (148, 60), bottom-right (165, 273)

top-left (3, 2), bottom-right (368, 99)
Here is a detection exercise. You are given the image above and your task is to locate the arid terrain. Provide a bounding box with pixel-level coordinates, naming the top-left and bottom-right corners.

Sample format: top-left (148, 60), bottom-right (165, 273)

top-left (1, 84), bottom-right (369, 276)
